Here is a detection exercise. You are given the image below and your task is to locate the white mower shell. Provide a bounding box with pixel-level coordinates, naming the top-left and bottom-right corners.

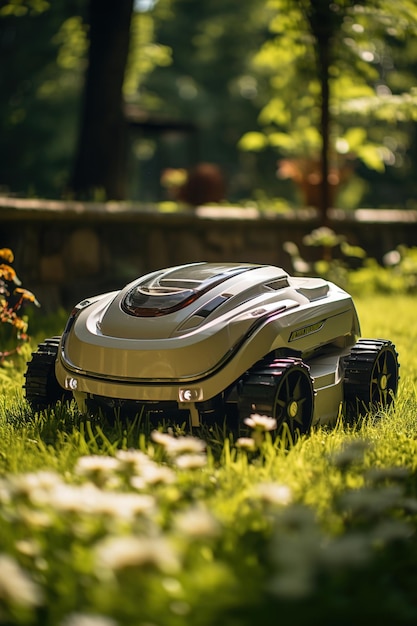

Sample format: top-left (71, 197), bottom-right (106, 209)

top-left (24, 262), bottom-right (399, 433)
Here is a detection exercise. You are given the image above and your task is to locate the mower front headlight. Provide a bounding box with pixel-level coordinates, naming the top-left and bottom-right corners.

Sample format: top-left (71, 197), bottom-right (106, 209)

top-left (178, 387), bottom-right (203, 402)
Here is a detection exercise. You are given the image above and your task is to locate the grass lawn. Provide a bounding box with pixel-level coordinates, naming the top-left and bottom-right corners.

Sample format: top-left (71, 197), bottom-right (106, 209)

top-left (0, 294), bottom-right (417, 625)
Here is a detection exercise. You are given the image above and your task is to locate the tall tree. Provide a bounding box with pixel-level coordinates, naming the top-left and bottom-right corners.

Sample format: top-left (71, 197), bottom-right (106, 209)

top-left (0, 1), bottom-right (87, 197)
top-left (71, 0), bottom-right (134, 199)
top-left (239, 0), bottom-right (417, 222)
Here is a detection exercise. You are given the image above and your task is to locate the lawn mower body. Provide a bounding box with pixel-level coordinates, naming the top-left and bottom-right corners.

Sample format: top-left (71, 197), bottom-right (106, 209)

top-left (25, 263), bottom-right (399, 433)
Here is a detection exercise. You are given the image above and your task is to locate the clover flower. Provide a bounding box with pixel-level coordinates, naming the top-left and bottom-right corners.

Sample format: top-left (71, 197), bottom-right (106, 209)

top-left (244, 413), bottom-right (277, 432)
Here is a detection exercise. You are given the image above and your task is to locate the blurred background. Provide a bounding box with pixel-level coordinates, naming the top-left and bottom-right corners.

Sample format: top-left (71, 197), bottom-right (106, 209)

top-left (1, 0), bottom-right (417, 213)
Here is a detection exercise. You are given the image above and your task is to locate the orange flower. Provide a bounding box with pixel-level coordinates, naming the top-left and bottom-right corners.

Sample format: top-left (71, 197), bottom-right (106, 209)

top-left (0, 264), bottom-right (17, 282)
top-left (0, 248), bottom-right (14, 263)
top-left (14, 288), bottom-right (40, 306)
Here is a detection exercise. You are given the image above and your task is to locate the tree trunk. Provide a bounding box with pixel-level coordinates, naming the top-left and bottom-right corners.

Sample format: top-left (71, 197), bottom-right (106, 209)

top-left (317, 34), bottom-right (331, 226)
top-left (70, 0), bottom-right (134, 200)
top-left (305, 0), bottom-right (339, 227)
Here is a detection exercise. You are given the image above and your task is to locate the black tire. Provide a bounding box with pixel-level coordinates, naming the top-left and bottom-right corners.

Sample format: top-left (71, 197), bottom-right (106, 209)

top-left (24, 336), bottom-right (72, 411)
top-left (344, 339), bottom-right (399, 419)
top-left (237, 357), bottom-right (315, 437)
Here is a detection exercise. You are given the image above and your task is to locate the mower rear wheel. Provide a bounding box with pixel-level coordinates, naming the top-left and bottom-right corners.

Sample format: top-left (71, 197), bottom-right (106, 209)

top-left (238, 357), bottom-right (315, 437)
top-left (24, 336), bottom-right (72, 411)
top-left (344, 339), bottom-right (399, 418)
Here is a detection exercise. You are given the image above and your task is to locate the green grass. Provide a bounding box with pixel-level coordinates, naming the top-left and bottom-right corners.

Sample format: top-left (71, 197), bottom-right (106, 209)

top-left (1, 295), bottom-right (417, 625)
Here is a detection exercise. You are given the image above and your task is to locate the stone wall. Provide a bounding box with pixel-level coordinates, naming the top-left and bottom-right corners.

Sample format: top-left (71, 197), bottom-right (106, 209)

top-left (1, 197), bottom-right (416, 311)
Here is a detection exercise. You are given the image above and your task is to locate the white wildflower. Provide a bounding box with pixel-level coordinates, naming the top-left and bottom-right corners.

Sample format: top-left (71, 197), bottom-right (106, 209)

top-left (383, 249), bottom-right (401, 267)
top-left (0, 554), bottom-right (43, 607)
top-left (131, 463), bottom-right (175, 488)
top-left (0, 477), bottom-right (11, 504)
top-left (13, 470), bottom-right (62, 492)
top-left (76, 456), bottom-right (119, 474)
top-left (60, 613), bottom-right (118, 626)
top-left (151, 431), bottom-right (205, 456)
top-left (174, 454), bottom-right (207, 470)
top-left (48, 483), bottom-right (154, 519)
top-left (19, 508), bottom-right (52, 529)
top-left (95, 535), bottom-right (179, 573)
top-left (256, 482), bottom-right (293, 506)
top-left (167, 436), bottom-right (206, 456)
top-left (151, 430), bottom-right (175, 447)
top-left (115, 449), bottom-right (150, 473)
top-left (10, 471), bottom-right (62, 504)
top-left (75, 456), bottom-right (119, 486)
top-left (174, 506), bottom-right (220, 538)
top-left (129, 476), bottom-right (146, 491)
top-left (44, 483), bottom-right (99, 513)
top-left (15, 539), bottom-right (41, 559)
top-left (236, 437), bottom-right (257, 451)
top-left (244, 413), bottom-right (277, 432)
top-left (98, 492), bottom-right (154, 519)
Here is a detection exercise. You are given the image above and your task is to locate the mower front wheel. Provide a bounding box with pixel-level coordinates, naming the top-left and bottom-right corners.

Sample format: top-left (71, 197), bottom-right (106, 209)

top-left (237, 357), bottom-right (315, 438)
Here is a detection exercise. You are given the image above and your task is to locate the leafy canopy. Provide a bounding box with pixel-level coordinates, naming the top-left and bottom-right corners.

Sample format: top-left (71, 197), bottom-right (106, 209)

top-left (240, 0), bottom-right (417, 173)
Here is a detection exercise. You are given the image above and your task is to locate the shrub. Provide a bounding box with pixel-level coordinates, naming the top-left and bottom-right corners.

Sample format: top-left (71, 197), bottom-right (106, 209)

top-left (285, 228), bottom-right (417, 296)
top-left (0, 248), bottom-right (39, 362)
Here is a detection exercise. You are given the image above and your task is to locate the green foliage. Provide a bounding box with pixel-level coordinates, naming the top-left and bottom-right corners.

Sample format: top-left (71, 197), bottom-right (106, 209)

top-left (0, 1), bottom-right (50, 17)
top-left (0, 1), bottom-right (87, 196)
top-left (124, 8), bottom-right (173, 99)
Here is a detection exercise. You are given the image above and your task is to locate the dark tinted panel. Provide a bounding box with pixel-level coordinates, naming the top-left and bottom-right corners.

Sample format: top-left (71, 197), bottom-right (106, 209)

top-left (122, 263), bottom-right (260, 317)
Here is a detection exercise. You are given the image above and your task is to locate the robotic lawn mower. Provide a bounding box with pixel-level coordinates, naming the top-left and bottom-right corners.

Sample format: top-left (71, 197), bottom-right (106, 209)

top-left (24, 262), bottom-right (399, 434)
